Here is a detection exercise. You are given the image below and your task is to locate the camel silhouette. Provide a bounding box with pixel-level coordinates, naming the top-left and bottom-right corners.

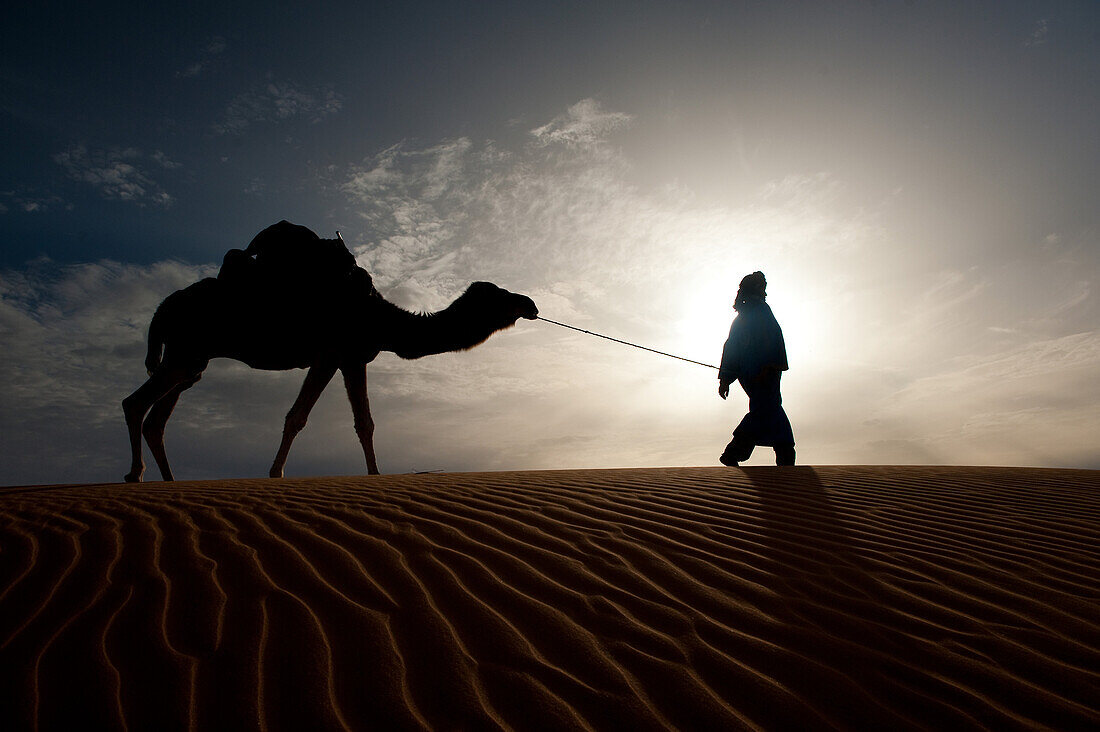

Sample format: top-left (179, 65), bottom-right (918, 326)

top-left (122, 225), bottom-right (538, 482)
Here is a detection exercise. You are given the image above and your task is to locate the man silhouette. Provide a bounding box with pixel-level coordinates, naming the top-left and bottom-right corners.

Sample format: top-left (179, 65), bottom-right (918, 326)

top-left (718, 271), bottom-right (796, 466)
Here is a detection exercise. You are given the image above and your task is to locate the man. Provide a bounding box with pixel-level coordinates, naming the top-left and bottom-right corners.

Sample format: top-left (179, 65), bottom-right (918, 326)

top-left (718, 271), bottom-right (796, 466)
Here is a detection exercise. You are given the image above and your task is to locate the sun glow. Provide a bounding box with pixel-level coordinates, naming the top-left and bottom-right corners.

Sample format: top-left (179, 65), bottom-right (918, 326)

top-left (672, 276), bottom-right (737, 366)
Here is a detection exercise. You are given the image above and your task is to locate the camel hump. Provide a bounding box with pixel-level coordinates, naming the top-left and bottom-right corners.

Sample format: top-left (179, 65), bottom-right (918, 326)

top-left (244, 220), bottom-right (320, 258)
top-left (231, 220), bottom-right (359, 288)
top-left (217, 248), bottom-right (254, 286)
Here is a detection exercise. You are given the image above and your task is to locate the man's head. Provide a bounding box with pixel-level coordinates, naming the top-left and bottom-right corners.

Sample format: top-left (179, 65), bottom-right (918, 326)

top-left (734, 271), bottom-right (767, 311)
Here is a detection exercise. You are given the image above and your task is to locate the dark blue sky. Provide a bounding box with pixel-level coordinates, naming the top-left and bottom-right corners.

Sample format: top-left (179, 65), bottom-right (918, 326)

top-left (2, 1), bottom-right (1099, 483)
top-left (5, 1), bottom-right (1097, 266)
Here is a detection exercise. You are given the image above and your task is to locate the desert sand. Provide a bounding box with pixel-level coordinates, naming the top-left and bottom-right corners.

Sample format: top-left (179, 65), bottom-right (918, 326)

top-left (0, 466), bottom-right (1097, 730)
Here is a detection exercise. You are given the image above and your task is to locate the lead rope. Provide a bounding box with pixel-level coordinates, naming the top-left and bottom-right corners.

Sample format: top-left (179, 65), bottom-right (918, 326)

top-left (536, 316), bottom-right (719, 370)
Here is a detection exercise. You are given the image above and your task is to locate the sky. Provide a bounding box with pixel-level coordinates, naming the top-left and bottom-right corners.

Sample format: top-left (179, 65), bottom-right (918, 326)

top-left (2, 1), bottom-right (1098, 484)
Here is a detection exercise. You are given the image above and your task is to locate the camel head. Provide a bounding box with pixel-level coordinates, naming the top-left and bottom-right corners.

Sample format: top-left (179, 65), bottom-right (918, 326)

top-left (458, 281), bottom-right (539, 330)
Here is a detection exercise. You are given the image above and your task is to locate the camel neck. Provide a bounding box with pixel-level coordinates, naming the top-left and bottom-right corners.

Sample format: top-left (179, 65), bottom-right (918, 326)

top-left (380, 298), bottom-right (497, 359)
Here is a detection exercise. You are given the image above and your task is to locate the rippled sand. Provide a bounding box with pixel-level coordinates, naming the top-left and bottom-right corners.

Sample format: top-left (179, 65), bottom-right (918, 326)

top-left (1, 466), bottom-right (1097, 729)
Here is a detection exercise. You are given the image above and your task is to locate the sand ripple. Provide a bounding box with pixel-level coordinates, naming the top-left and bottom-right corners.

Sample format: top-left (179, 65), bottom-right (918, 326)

top-left (1, 466), bottom-right (1098, 730)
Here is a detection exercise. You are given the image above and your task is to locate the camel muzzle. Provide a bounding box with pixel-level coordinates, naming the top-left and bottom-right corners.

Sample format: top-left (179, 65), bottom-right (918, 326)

top-left (517, 296), bottom-right (538, 320)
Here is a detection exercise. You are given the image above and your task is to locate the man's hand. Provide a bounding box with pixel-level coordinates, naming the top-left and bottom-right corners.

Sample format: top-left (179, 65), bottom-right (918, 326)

top-left (718, 379), bottom-right (730, 400)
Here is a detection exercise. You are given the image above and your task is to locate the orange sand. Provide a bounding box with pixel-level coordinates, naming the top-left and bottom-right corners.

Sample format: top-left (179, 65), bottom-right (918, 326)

top-left (1, 466), bottom-right (1097, 729)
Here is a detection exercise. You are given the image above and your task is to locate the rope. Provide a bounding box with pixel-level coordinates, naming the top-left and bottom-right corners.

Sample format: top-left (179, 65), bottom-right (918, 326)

top-left (536, 316), bottom-right (719, 370)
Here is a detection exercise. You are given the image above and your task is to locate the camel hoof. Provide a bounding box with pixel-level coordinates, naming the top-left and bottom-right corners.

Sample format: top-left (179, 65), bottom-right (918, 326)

top-left (269, 468), bottom-right (283, 479)
top-left (124, 471), bottom-right (143, 483)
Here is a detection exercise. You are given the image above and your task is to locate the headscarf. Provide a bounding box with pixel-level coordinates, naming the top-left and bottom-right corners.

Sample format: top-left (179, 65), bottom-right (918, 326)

top-left (734, 271), bottom-right (767, 312)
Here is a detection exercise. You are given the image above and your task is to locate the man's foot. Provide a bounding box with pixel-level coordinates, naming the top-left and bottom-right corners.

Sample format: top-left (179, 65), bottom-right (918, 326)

top-left (719, 452), bottom-right (739, 467)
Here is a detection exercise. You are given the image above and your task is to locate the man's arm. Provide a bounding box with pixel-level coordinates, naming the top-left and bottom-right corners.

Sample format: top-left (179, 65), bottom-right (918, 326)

top-left (718, 318), bottom-right (739, 399)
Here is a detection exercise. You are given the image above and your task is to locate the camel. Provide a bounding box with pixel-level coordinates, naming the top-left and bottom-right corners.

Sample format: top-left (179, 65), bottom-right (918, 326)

top-left (122, 246), bottom-right (538, 482)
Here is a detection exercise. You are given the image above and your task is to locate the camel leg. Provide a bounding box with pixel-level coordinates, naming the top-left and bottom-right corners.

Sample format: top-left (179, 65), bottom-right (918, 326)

top-left (122, 363), bottom-right (203, 482)
top-left (269, 363), bottom-right (337, 478)
top-left (142, 375), bottom-right (201, 481)
top-left (341, 363), bottom-right (379, 475)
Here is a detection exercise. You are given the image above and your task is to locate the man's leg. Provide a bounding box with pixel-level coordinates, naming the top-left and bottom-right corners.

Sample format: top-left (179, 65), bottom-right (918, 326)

top-left (774, 445), bottom-right (796, 466)
top-left (720, 434), bottom-right (755, 466)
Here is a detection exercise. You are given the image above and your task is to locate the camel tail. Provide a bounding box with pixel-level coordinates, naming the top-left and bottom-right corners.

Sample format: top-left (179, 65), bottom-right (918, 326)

top-left (145, 306), bottom-right (166, 374)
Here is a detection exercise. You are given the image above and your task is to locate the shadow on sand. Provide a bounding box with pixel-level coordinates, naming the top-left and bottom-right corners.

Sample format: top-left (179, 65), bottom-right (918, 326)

top-left (736, 466), bottom-right (944, 725)
top-left (734, 466), bottom-right (1095, 728)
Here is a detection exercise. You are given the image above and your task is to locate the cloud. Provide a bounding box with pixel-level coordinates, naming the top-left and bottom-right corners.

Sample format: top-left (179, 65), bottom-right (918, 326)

top-left (177, 36), bottom-right (227, 78)
top-left (338, 111), bottom-right (878, 326)
top-left (1024, 19), bottom-right (1049, 47)
top-left (213, 81), bottom-right (343, 135)
top-left (150, 150), bottom-right (182, 169)
top-left (0, 259), bottom-right (214, 483)
top-left (0, 190), bottom-right (70, 213)
top-left (530, 98), bottom-right (632, 147)
top-left (342, 138), bottom-right (475, 202)
top-left (243, 177), bottom-right (266, 197)
top-left (53, 146), bottom-right (175, 206)
top-left (865, 331), bottom-right (1100, 466)
top-left (205, 37), bottom-right (227, 55)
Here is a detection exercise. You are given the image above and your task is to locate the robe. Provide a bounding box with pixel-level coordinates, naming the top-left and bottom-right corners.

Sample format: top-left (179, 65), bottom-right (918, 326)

top-left (719, 299), bottom-right (794, 447)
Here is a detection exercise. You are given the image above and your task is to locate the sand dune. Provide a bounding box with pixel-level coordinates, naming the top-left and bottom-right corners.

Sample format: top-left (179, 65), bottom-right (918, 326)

top-left (0, 466), bottom-right (1097, 730)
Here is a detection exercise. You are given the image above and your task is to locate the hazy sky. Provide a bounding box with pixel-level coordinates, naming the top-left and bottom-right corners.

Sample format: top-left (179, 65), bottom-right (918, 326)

top-left (2, 1), bottom-right (1098, 484)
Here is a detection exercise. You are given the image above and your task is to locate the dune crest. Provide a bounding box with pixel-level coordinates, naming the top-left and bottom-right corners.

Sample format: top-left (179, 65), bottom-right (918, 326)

top-left (1, 466), bottom-right (1098, 729)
